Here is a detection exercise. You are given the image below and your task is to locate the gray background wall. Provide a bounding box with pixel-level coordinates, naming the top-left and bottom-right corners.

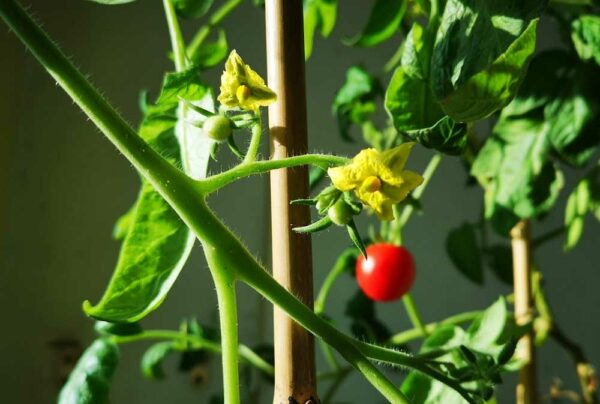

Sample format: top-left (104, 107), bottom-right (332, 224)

top-left (1, 1), bottom-right (598, 403)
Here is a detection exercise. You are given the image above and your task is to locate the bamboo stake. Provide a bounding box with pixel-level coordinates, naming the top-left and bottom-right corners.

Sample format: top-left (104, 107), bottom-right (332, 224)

top-left (265, 1), bottom-right (318, 403)
top-left (511, 220), bottom-right (537, 404)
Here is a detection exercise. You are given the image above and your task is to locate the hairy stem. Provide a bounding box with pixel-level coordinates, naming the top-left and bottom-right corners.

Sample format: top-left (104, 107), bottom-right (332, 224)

top-left (243, 112), bottom-right (262, 163)
top-left (163, 0), bottom-right (187, 71)
top-left (198, 154), bottom-right (348, 193)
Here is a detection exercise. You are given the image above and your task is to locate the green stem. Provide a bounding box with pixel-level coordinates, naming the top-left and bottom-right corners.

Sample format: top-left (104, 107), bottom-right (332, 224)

top-left (314, 248), bottom-right (357, 314)
top-left (113, 330), bottom-right (274, 376)
top-left (399, 153), bottom-right (442, 227)
top-left (187, 0), bottom-right (241, 61)
top-left (163, 0), bottom-right (187, 71)
top-left (206, 258), bottom-right (241, 404)
top-left (198, 154), bottom-right (348, 194)
top-left (243, 112), bottom-right (262, 163)
top-left (402, 293), bottom-right (428, 338)
top-left (387, 311), bottom-right (480, 345)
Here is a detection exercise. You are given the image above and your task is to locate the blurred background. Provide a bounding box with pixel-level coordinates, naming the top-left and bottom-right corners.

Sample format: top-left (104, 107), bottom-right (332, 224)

top-left (1, 1), bottom-right (599, 403)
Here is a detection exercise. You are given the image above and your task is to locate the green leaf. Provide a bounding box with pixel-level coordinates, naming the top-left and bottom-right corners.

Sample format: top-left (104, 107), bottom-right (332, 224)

top-left (112, 205), bottom-right (135, 241)
top-left (345, 289), bottom-right (391, 343)
top-left (384, 23), bottom-right (467, 154)
top-left (189, 29), bottom-right (228, 70)
top-left (344, 0), bottom-right (406, 48)
top-left (446, 222), bottom-right (483, 284)
top-left (431, 0), bottom-right (544, 121)
top-left (485, 245), bottom-right (513, 285)
top-left (84, 68), bottom-right (215, 322)
top-left (401, 325), bottom-right (466, 403)
top-left (333, 65), bottom-right (381, 141)
top-left (466, 297), bottom-right (507, 355)
top-left (173, 0), bottom-right (213, 19)
top-left (472, 114), bottom-right (564, 235)
top-left (58, 339), bottom-right (119, 404)
top-left (572, 15), bottom-right (600, 65)
top-left (141, 342), bottom-right (175, 380)
top-left (94, 321), bottom-right (143, 336)
top-left (303, 0), bottom-right (337, 58)
top-left (564, 168), bottom-right (600, 251)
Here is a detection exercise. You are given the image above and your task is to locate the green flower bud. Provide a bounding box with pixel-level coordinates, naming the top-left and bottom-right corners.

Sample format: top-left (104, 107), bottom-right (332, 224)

top-left (328, 199), bottom-right (354, 226)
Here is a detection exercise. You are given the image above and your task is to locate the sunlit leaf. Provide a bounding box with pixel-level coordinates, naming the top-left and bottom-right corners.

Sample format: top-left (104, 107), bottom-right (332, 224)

top-left (344, 0), bottom-right (406, 48)
top-left (303, 0), bottom-right (337, 58)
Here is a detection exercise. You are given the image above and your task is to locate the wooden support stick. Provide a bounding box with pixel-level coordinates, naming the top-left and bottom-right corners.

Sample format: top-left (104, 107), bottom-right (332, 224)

top-left (265, 1), bottom-right (318, 403)
top-left (511, 220), bottom-right (537, 404)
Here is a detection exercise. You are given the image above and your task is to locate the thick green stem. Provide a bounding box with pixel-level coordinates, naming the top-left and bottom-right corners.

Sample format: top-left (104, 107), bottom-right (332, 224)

top-left (163, 0), bottom-right (187, 71)
top-left (187, 0), bottom-right (242, 60)
top-left (399, 153), bottom-right (442, 227)
top-left (198, 154), bottom-right (348, 193)
top-left (387, 311), bottom-right (480, 345)
top-left (243, 112), bottom-right (262, 163)
top-left (402, 293), bottom-right (429, 338)
top-left (206, 255), bottom-right (241, 404)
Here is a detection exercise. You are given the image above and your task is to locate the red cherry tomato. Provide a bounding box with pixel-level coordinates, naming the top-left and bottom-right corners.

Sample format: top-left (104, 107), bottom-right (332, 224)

top-left (355, 243), bottom-right (416, 302)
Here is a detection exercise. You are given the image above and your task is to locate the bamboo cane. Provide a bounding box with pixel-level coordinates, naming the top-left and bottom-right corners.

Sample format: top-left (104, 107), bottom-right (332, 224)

top-left (265, 1), bottom-right (318, 403)
top-left (511, 220), bottom-right (537, 404)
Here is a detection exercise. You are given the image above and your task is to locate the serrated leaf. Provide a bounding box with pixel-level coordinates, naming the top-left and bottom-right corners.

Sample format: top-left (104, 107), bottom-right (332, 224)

top-left (446, 222), bottom-right (483, 284)
top-left (84, 68), bottom-right (215, 322)
top-left (385, 23), bottom-right (466, 154)
top-left (58, 339), bottom-right (119, 404)
top-left (431, 0), bottom-right (544, 121)
top-left (344, 0), bottom-right (406, 48)
top-left (142, 342), bottom-right (174, 380)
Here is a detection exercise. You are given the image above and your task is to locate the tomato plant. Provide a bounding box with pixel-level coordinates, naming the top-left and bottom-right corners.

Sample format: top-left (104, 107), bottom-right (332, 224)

top-left (356, 243), bottom-right (416, 302)
top-left (2, 0), bottom-right (599, 403)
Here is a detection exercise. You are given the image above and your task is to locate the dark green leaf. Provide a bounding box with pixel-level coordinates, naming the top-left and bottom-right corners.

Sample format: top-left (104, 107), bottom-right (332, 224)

top-left (431, 0), bottom-right (544, 121)
top-left (497, 337), bottom-right (519, 365)
top-left (446, 222), bottom-right (483, 284)
top-left (84, 68), bottom-right (215, 322)
top-left (303, 0), bottom-right (337, 58)
top-left (58, 339), bottom-right (119, 404)
top-left (141, 342), bottom-right (174, 380)
top-left (385, 23), bottom-right (467, 154)
top-left (344, 0), bottom-right (406, 47)
top-left (345, 290), bottom-right (391, 343)
top-left (94, 321), bottom-right (143, 337)
top-left (173, 0), bottom-right (213, 19)
top-left (485, 245), bottom-right (513, 285)
top-left (333, 66), bottom-right (381, 141)
top-left (572, 15), bottom-right (600, 65)
top-left (190, 29), bottom-right (228, 69)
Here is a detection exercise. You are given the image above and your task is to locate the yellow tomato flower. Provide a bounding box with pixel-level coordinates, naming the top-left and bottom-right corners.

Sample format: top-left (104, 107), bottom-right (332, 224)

top-left (328, 143), bottom-right (424, 220)
top-left (217, 50), bottom-right (276, 111)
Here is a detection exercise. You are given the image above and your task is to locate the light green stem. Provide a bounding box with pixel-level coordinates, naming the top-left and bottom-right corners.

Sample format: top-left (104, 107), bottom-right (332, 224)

top-left (163, 0), bottom-right (187, 71)
top-left (402, 293), bottom-right (429, 338)
top-left (113, 330), bottom-right (274, 376)
top-left (206, 256), bottom-right (241, 404)
top-left (387, 311), bottom-right (480, 346)
top-left (187, 0), bottom-right (242, 60)
top-left (198, 154), bottom-right (348, 193)
top-left (243, 112), bottom-right (262, 163)
top-left (399, 153), bottom-right (442, 227)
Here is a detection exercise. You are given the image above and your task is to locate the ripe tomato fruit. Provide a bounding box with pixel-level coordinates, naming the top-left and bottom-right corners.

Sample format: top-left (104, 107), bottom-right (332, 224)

top-left (355, 243), bottom-right (416, 302)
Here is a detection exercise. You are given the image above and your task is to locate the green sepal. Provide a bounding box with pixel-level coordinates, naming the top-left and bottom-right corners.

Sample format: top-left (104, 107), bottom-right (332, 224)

top-left (293, 215), bottom-right (333, 233)
top-left (94, 321), bottom-right (143, 337)
top-left (227, 135), bottom-right (244, 160)
top-left (346, 219), bottom-right (367, 258)
top-left (141, 342), bottom-right (175, 380)
top-left (290, 198), bottom-right (317, 206)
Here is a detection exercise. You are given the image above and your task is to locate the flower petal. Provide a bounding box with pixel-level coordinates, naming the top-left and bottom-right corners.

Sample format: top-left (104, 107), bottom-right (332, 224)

top-left (381, 142), bottom-right (415, 172)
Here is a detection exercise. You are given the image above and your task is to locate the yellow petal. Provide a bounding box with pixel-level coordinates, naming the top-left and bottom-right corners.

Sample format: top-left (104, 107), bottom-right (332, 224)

top-left (381, 171), bottom-right (424, 203)
top-left (381, 142), bottom-right (416, 172)
top-left (355, 188), bottom-right (394, 221)
top-left (328, 164), bottom-right (363, 191)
